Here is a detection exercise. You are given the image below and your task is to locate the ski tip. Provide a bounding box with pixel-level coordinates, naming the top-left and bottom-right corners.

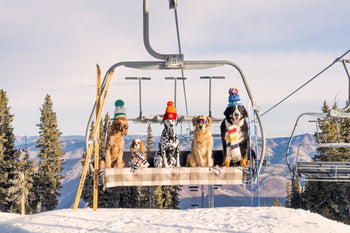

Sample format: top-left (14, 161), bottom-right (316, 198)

top-left (96, 64), bottom-right (101, 76)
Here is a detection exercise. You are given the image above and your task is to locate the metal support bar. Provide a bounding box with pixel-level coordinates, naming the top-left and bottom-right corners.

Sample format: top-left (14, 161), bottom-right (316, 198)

top-left (341, 59), bottom-right (350, 105)
top-left (208, 185), bottom-right (214, 208)
top-left (125, 77), bottom-right (151, 118)
top-left (200, 76), bottom-right (225, 117)
top-left (165, 77), bottom-right (186, 107)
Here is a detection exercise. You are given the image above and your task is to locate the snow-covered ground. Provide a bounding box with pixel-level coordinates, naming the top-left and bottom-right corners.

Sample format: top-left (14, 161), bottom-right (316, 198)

top-left (1, 207), bottom-right (349, 233)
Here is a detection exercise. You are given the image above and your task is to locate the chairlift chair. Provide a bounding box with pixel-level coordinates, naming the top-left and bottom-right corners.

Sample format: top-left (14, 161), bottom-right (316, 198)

top-left (286, 59), bottom-right (350, 182)
top-left (73, 0), bottom-right (266, 210)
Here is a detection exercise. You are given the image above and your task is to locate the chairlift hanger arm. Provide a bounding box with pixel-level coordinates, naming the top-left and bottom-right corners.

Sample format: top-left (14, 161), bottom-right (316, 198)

top-left (286, 111), bottom-right (350, 174)
top-left (143, 0), bottom-right (183, 65)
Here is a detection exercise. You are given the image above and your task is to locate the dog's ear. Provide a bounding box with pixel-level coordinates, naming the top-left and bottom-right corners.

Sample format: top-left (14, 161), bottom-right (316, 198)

top-left (192, 116), bottom-right (197, 126)
top-left (241, 106), bottom-right (248, 118)
top-left (207, 116), bottom-right (212, 127)
top-left (111, 118), bottom-right (119, 132)
top-left (223, 107), bottom-right (232, 118)
top-left (140, 140), bottom-right (146, 153)
top-left (130, 140), bottom-right (135, 152)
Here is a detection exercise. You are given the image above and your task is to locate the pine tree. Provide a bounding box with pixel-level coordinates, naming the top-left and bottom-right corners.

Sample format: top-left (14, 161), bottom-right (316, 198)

top-left (154, 185), bottom-right (181, 209)
top-left (290, 178), bottom-right (302, 208)
top-left (285, 181), bottom-right (291, 207)
top-left (6, 141), bottom-right (36, 215)
top-left (146, 124), bottom-right (154, 152)
top-left (0, 90), bottom-right (21, 212)
top-left (272, 196), bottom-right (282, 207)
top-left (35, 94), bottom-right (64, 212)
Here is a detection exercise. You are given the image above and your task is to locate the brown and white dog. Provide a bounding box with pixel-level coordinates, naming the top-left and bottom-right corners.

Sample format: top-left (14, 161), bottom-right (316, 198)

top-left (220, 88), bottom-right (255, 167)
top-left (187, 115), bottom-right (213, 167)
top-left (129, 139), bottom-right (149, 169)
top-left (130, 139), bottom-right (147, 160)
top-left (100, 115), bottom-right (128, 168)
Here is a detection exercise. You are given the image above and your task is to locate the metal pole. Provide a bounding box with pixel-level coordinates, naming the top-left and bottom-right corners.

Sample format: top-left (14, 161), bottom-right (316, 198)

top-left (165, 77), bottom-right (186, 107)
top-left (174, 78), bottom-right (177, 106)
top-left (209, 77), bottom-right (212, 117)
top-left (341, 59), bottom-right (350, 104)
top-left (139, 78), bottom-right (142, 118)
top-left (125, 77), bottom-right (151, 119)
top-left (200, 76), bottom-right (225, 117)
top-left (208, 185), bottom-right (214, 208)
top-left (201, 185), bottom-right (204, 208)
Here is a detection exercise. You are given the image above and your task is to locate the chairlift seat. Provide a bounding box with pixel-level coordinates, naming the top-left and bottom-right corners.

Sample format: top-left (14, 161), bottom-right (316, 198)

top-left (296, 161), bottom-right (350, 180)
top-left (103, 166), bottom-right (246, 188)
top-left (102, 150), bottom-right (252, 188)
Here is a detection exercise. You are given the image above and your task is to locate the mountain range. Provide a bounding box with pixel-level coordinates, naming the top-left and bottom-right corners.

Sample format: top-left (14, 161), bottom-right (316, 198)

top-left (15, 133), bottom-right (317, 209)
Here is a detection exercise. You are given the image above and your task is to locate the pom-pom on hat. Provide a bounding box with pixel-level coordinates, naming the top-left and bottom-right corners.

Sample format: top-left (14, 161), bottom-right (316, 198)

top-left (163, 101), bottom-right (177, 120)
top-left (114, 99), bottom-right (126, 118)
top-left (228, 88), bottom-right (243, 107)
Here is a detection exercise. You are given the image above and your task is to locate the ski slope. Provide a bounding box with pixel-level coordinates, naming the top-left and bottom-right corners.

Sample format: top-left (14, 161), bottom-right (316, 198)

top-left (1, 207), bottom-right (349, 233)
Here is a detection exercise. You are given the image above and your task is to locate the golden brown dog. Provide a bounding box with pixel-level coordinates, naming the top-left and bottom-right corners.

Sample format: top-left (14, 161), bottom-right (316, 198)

top-left (186, 115), bottom-right (213, 167)
top-left (100, 115), bottom-right (128, 168)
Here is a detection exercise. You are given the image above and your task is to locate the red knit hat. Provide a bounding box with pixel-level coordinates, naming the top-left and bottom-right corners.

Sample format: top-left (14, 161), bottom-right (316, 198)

top-left (163, 101), bottom-right (177, 120)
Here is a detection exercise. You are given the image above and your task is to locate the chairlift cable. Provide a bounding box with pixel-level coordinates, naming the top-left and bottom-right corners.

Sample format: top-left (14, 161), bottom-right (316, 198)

top-left (173, 6), bottom-right (189, 116)
top-left (260, 49), bottom-right (350, 118)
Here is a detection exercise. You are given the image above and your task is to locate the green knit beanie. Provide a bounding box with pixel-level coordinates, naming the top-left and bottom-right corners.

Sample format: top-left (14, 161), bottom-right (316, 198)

top-left (114, 99), bottom-right (126, 118)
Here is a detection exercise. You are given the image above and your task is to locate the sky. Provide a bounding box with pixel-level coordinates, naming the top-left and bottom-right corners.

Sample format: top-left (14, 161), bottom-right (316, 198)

top-left (1, 207), bottom-right (350, 232)
top-left (1, 0), bottom-right (350, 138)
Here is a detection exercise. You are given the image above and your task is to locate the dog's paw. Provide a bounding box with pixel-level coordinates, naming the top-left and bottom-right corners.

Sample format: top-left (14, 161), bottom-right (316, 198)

top-left (98, 170), bottom-right (105, 186)
top-left (221, 160), bottom-right (230, 167)
top-left (154, 156), bottom-right (163, 168)
top-left (240, 158), bottom-right (250, 167)
top-left (168, 157), bottom-right (176, 167)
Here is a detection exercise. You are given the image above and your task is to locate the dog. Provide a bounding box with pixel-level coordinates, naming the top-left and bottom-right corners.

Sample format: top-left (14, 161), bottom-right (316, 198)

top-left (154, 119), bottom-right (180, 168)
top-left (187, 115), bottom-right (213, 167)
top-left (220, 89), bottom-right (255, 167)
top-left (129, 139), bottom-right (149, 170)
top-left (99, 115), bottom-right (128, 168)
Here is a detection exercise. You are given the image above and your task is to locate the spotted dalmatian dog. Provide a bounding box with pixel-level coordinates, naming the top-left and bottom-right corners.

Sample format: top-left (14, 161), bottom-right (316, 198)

top-left (154, 119), bottom-right (180, 168)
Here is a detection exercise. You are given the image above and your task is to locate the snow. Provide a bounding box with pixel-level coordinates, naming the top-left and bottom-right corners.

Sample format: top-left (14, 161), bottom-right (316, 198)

top-left (1, 207), bottom-right (349, 233)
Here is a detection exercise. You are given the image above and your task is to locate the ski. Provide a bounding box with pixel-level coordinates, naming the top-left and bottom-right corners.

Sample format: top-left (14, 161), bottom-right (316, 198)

top-left (73, 68), bottom-right (114, 211)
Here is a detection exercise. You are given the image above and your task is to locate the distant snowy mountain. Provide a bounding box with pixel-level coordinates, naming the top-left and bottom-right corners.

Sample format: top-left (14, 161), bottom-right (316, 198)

top-left (15, 133), bottom-right (317, 209)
